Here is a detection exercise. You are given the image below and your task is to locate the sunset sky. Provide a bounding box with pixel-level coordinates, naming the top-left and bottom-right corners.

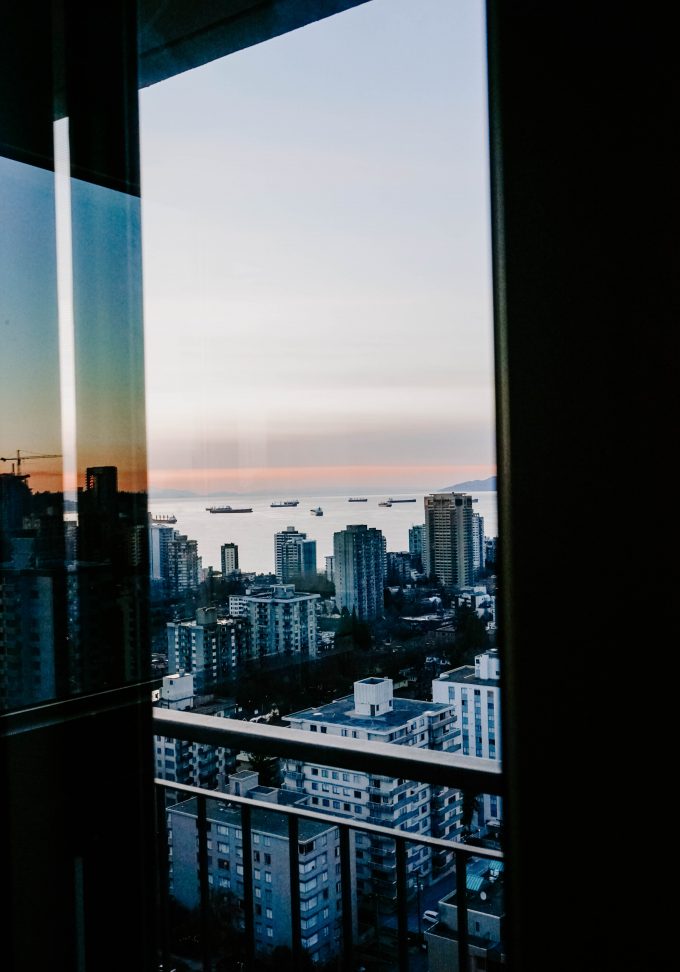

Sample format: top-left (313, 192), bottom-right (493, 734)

top-left (1, 1), bottom-right (494, 498)
top-left (139, 0), bottom-right (495, 495)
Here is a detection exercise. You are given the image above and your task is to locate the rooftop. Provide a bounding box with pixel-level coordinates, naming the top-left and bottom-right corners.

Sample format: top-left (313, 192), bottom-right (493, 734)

top-left (436, 665), bottom-right (500, 687)
top-left (284, 693), bottom-right (452, 732)
top-left (168, 796), bottom-right (335, 841)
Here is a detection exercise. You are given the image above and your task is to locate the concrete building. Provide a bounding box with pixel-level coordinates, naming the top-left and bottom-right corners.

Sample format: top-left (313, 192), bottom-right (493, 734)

top-left (220, 542), bottom-right (239, 577)
top-left (386, 550), bottom-right (415, 585)
top-left (484, 537), bottom-right (497, 568)
top-left (241, 584), bottom-right (319, 659)
top-left (274, 526), bottom-right (317, 583)
top-left (408, 523), bottom-right (425, 570)
top-left (472, 511), bottom-right (485, 579)
top-left (0, 564), bottom-right (58, 709)
top-left (324, 555), bottom-right (334, 582)
top-left (333, 524), bottom-right (385, 621)
top-left (432, 649), bottom-right (502, 829)
top-left (167, 606), bottom-right (252, 692)
top-left (153, 672), bottom-right (237, 792)
top-left (282, 677), bottom-right (462, 902)
top-left (424, 859), bottom-right (506, 971)
top-left (423, 493), bottom-right (475, 590)
top-left (168, 773), bottom-right (345, 965)
top-left (149, 522), bottom-right (174, 584)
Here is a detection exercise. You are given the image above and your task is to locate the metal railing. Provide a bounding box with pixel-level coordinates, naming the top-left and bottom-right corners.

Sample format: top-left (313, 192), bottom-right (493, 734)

top-left (154, 709), bottom-right (505, 972)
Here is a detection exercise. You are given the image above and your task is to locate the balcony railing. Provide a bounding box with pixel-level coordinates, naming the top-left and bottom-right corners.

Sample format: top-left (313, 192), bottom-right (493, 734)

top-left (153, 709), bottom-right (504, 972)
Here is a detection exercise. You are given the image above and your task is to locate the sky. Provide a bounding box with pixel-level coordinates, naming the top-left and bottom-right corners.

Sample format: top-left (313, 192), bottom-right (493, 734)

top-left (139, 0), bottom-right (495, 495)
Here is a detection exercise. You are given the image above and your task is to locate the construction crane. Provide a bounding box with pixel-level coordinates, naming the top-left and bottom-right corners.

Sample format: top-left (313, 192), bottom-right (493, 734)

top-left (0, 450), bottom-right (63, 475)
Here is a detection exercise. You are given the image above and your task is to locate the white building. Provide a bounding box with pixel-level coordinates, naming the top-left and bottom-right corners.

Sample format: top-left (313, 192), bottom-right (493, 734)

top-left (423, 493), bottom-right (475, 590)
top-left (281, 677), bottom-right (462, 900)
top-left (241, 584), bottom-right (319, 658)
top-left (153, 672), bottom-right (237, 792)
top-left (432, 649), bottom-right (502, 829)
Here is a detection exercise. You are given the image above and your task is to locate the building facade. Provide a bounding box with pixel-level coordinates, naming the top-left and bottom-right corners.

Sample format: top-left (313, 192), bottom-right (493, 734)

top-left (153, 672), bottom-right (237, 792)
top-left (220, 542), bottom-right (239, 577)
top-left (168, 776), bottom-right (344, 965)
top-left (241, 584), bottom-right (319, 658)
top-left (432, 649), bottom-right (502, 829)
top-left (408, 523), bottom-right (425, 570)
top-left (333, 524), bottom-right (385, 621)
top-left (423, 493), bottom-right (475, 590)
top-left (274, 526), bottom-right (317, 583)
top-left (282, 677), bottom-right (462, 902)
top-left (167, 606), bottom-right (252, 692)
top-left (472, 511), bottom-right (485, 579)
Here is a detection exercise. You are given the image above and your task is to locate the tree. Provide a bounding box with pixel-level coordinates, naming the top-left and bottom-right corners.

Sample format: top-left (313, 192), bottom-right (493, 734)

top-left (451, 602), bottom-right (489, 660)
top-left (245, 751), bottom-right (281, 787)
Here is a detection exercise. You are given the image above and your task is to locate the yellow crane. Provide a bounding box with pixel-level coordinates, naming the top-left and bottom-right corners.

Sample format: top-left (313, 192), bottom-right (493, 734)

top-left (0, 450), bottom-right (62, 475)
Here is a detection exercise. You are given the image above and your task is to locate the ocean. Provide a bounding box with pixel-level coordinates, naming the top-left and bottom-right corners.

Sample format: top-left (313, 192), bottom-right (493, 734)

top-left (148, 489), bottom-right (498, 577)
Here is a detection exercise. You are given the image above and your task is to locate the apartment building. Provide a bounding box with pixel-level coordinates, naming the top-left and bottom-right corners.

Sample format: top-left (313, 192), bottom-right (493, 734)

top-left (282, 676), bottom-right (462, 900)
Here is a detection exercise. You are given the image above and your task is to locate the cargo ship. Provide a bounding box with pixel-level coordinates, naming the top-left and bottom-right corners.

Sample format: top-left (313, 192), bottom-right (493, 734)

top-left (206, 505), bottom-right (253, 513)
top-left (348, 497), bottom-right (367, 502)
top-left (150, 513), bottom-right (177, 523)
top-left (388, 498), bottom-right (417, 503)
top-left (271, 500), bottom-right (299, 507)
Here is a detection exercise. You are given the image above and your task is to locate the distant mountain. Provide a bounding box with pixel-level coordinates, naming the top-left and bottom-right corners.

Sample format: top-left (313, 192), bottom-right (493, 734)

top-left (442, 476), bottom-right (497, 492)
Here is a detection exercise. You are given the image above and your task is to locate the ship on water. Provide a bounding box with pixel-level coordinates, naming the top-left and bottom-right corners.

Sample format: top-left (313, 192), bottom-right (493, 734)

top-left (270, 499), bottom-right (299, 507)
top-left (310, 506), bottom-right (323, 516)
top-left (348, 497), bottom-right (367, 502)
top-left (387, 497), bottom-right (416, 503)
top-left (378, 501), bottom-right (392, 507)
top-left (206, 505), bottom-right (253, 513)
top-left (150, 513), bottom-right (177, 523)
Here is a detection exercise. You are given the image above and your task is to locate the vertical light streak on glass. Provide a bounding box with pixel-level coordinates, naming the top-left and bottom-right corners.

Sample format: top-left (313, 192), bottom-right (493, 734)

top-left (54, 117), bottom-right (78, 515)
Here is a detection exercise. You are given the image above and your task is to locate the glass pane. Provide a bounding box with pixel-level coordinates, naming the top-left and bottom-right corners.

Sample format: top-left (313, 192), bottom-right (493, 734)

top-left (141, 1), bottom-right (502, 969)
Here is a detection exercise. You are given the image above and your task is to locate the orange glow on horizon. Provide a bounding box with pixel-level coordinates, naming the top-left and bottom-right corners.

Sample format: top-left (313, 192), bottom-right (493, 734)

top-left (148, 463), bottom-right (497, 493)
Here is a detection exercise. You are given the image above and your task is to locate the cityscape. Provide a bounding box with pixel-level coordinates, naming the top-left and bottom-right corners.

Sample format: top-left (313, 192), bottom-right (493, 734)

top-left (0, 462), bottom-right (502, 970)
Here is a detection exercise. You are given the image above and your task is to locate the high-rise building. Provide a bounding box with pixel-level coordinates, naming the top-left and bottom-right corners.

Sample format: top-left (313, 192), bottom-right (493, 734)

top-left (149, 522), bottom-right (174, 582)
top-left (274, 526), bottom-right (316, 583)
top-left (423, 493), bottom-right (475, 590)
top-left (408, 523), bottom-right (425, 570)
top-left (168, 777), bottom-right (345, 965)
top-left (472, 511), bottom-right (485, 579)
top-left (241, 584), bottom-right (319, 658)
top-left (282, 677), bottom-right (462, 898)
top-left (386, 550), bottom-right (414, 585)
top-left (166, 531), bottom-right (200, 596)
top-left (167, 606), bottom-right (252, 692)
top-left (333, 524), bottom-right (385, 620)
top-left (220, 541), bottom-right (239, 577)
top-left (432, 649), bottom-right (502, 830)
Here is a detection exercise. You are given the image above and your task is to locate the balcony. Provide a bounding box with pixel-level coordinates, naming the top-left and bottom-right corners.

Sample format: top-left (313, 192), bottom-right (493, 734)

top-left (154, 708), bottom-right (503, 972)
